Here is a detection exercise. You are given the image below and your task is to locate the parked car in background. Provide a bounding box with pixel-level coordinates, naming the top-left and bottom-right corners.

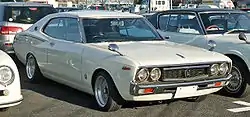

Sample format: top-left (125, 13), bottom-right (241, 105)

top-left (0, 50), bottom-right (23, 111)
top-left (87, 5), bottom-right (106, 10)
top-left (0, 2), bottom-right (56, 54)
top-left (240, 8), bottom-right (250, 15)
top-left (55, 7), bottom-right (81, 12)
top-left (13, 10), bottom-right (232, 111)
top-left (147, 9), bottom-right (250, 97)
top-left (197, 4), bottom-right (219, 8)
top-left (141, 12), bottom-right (156, 18)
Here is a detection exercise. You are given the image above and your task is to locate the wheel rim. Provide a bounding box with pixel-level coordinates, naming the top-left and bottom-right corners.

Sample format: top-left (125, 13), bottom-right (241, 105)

top-left (226, 66), bottom-right (243, 92)
top-left (94, 75), bottom-right (109, 107)
top-left (26, 55), bottom-right (36, 79)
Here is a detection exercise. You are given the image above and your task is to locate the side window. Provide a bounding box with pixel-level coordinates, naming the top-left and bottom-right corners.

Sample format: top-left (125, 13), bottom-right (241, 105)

top-left (166, 14), bottom-right (178, 32)
top-left (162, 1), bottom-right (165, 5)
top-left (43, 18), bottom-right (66, 39)
top-left (166, 13), bottom-right (202, 34)
top-left (65, 18), bottom-right (81, 42)
top-left (158, 14), bottom-right (170, 31)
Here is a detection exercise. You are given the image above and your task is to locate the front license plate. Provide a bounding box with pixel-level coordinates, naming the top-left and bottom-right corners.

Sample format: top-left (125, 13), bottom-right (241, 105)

top-left (174, 85), bottom-right (198, 98)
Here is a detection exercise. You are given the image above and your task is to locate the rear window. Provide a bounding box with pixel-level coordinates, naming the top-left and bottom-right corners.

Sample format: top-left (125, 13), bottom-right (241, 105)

top-left (4, 6), bottom-right (56, 24)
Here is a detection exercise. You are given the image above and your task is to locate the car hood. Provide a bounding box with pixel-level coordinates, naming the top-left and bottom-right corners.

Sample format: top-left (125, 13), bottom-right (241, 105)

top-left (90, 41), bottom-right (231, 66)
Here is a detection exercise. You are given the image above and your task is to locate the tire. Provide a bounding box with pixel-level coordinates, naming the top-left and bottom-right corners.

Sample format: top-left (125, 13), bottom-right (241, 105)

top-left (186, 95), bottom-right (207, 102)
top-left (220, 61), bottom-right (248, 98)
top-left (93, 71), bottom-right (123, 112)
top-left (26, 54), bottom-right (43, 83)
top-left (0, 107), bottom-right (8, 112)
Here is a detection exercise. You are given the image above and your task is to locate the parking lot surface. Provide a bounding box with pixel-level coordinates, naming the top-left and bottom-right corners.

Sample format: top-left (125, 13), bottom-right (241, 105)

top-left (0, 59), bottom-right (250, 117)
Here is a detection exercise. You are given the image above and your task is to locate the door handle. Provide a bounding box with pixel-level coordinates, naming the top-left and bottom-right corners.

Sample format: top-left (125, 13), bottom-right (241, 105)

top-left (49, 42), bottom-right (55, 46)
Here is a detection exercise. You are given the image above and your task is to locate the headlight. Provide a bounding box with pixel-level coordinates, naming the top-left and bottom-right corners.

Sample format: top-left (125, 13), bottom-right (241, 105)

top-left (136, 68), bottom-right (149, 82)
top-left (0, 66), bottom-right (14, 85)
top-left (210, 64), bottom-right (219, 76)
top-left (219, 62), bottom-right (229, 75)
top-left (150, 68), bottom-right (161, 81)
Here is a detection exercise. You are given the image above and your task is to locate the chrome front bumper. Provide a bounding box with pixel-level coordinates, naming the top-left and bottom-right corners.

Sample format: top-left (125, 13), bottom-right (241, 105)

top-left (130, 74), bottom-right (232, 96)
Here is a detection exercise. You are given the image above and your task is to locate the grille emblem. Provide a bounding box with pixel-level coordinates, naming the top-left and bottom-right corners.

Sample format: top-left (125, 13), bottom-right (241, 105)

top-left (185, 69), bottom-right (191, 78)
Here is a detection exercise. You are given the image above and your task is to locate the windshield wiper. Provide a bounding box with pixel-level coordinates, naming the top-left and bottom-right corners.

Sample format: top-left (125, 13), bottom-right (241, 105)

top-left (224, 29), bottom-right (250, 34)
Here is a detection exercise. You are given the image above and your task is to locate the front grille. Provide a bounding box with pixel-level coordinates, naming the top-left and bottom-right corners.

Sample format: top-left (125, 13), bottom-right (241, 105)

top-left (161, 65), bottom-right (210, 81)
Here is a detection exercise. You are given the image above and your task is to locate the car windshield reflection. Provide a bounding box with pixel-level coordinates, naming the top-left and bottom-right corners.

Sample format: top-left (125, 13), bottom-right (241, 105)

top-left (82, 18), bottom-right (162, 43)
top-left (200, 13), bottom-right (250, 34)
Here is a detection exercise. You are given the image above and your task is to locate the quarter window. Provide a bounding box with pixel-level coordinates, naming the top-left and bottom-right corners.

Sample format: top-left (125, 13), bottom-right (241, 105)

top-left (43, 18), bottom-right (66, 39)
top-left (43, 18), bottom-right (81, 42)
top-left (159, 14), bottom-right (170, 31)
top-left (162, 13), bottom-right (202, 34)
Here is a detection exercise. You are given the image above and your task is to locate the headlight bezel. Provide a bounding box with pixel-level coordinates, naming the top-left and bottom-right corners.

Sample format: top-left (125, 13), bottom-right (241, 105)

top-left (0, 65), bottom-right (15, 86)
top-left (219, 62), bottom-right (229, 76)
top-left (210, 62), bottom-right (230, 76)
top-left (150, 68), bottom-right (161, 81)
top-left (135, 68), bottom-right (149, 82)
top-left (135, 67), bottom-right (162, 83)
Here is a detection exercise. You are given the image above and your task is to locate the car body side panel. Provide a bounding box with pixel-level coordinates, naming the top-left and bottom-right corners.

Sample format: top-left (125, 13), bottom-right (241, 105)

top-left (158, 30), bottom-right (208, 49)
top-left (79, 44), bottom-right (138, 97)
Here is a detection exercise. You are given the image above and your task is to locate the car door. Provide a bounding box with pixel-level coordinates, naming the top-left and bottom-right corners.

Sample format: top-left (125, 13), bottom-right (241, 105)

top-left (157, 13), bottom-right (208, 48)
top-left (42, 17), bottom-right (83, 85)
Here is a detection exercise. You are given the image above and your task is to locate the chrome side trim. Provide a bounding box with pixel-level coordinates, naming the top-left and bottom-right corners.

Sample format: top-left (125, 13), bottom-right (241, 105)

top-left (138, 61), bottom-right (227, 68)
top-left (163, 65), bottom-right (210, 70)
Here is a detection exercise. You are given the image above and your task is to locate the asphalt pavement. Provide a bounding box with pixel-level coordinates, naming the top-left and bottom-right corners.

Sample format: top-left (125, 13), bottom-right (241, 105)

top-left (0, 59), bottom-right (250, 117)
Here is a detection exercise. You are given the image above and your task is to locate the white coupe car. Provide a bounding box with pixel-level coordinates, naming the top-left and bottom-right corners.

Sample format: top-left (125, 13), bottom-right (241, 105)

top-left (147, 9), bottom-right (250, 98)
top-left (0, 50), bottom-right (23, 111)
top-left (14, 10), bottom-right (232, 111)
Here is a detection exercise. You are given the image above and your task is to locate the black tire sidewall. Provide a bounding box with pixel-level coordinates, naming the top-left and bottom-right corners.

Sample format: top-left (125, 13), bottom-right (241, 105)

top-left (94, 71), bottom-right (122, 112)
top-left (222, 62), bottom-right (248, 98)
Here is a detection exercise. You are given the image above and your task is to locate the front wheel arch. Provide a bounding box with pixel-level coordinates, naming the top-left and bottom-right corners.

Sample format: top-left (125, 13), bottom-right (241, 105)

top-left (225, 54), bottom-right (250, 84)
top-left (91, 68), bottom-right (121, 95)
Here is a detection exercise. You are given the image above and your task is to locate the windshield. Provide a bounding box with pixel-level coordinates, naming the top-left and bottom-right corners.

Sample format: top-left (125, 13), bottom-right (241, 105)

top-left (200, 12), bottom-right (250, 34)
top-left (4, 6), bottom-right (56, 24)
top-left (82, 18), bottom-right (162, 43)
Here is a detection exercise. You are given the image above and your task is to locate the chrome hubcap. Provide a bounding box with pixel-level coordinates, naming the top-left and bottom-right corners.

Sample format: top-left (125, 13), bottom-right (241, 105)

top-left (26, 56), bottom-right (36, 79)
top-left (94, 75), bottom-right (109, 107)
top-left (226, 66), bottom-right (243, 92)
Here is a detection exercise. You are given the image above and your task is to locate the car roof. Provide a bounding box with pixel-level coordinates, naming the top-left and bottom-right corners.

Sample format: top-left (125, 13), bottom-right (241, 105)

top-left (56, 10), bottom-right (143, 18)
top-left (0, 2), bottom-right (52, 6)
top-left (158, 8), bottom-right (244, 13)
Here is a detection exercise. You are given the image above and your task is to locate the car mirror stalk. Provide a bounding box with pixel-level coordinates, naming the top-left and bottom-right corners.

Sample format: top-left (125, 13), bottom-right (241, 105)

top-left (208, 40), bottom-right (216, 51)
top-left (108, 44), bottom-right (123, 56)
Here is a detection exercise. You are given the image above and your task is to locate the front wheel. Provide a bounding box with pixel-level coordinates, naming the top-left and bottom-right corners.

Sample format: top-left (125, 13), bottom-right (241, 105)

top-left (220, 61), bottom-right (248, 98)
top-left (93, 71), bottom-right (123, 112)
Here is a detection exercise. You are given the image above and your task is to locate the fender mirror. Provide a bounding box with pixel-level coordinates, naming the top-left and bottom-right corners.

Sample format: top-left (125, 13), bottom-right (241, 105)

top-left (208, 40), bottom-right (216, 51)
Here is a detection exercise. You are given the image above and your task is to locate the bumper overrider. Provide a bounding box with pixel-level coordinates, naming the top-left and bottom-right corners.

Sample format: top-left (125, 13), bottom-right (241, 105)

top-left (130, 74), bottom-right (232, 99)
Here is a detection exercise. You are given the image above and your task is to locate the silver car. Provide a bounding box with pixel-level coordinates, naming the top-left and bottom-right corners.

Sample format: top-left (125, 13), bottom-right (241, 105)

top-left (0, 2), bottom-right (56, 54)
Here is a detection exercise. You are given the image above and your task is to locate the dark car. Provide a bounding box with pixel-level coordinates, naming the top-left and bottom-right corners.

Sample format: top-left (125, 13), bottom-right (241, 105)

top-left (55, 7), bottom-right (81, 12)
top-left (146, 9), bottom-right (250, 98)
top-left (0, 2), bottom-right (56, 54)
top-left (240, 8), bottom-right (250, 15)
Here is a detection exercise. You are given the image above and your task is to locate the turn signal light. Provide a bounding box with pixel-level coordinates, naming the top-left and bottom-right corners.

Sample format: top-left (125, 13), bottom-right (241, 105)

top-left (144, 88), bottom-right (154, 93)
top-left (122, 66), bottom-right (131, 70)
top-left (138, 88), bottom-right (154, 94)
top-left (214, 82), bottom-right (221, 86)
